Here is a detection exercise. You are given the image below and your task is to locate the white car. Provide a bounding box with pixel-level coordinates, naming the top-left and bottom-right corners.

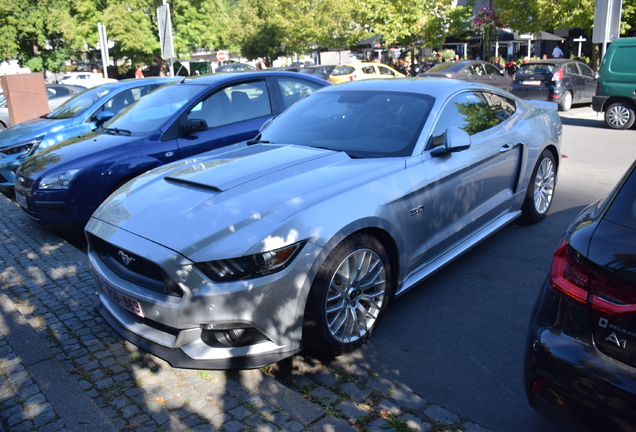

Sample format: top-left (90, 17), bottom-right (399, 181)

top-left (59, 72), bottom-right (117, 88)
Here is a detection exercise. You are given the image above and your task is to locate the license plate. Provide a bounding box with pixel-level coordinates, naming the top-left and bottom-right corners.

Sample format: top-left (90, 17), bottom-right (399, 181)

top-left (522, 80), bottom-right (541, 86)
top-left (97, 276), bottom-right (145, 318)
top-left (15, 191), bottom-right (28, 209)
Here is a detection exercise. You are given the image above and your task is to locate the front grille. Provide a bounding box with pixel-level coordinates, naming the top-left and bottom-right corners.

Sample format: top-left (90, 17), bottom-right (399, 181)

top-left (35, 201), bottom-right (67, 219)
top-left (89, 233), bottom-right (183, 297)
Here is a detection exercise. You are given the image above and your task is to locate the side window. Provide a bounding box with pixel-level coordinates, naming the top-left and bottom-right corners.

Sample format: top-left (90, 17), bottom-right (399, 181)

top-left (484, 64), bottom-right (501, 76)
top-left (486, 93), bottom-right (516, 122)
top-left (472, 65), bottom-right (485, 75)
top-left (565, 63), bottom-right (579, 75)
top-left (277, 78), bottom-right (324, 110)
top-left (102, 85), bottom-right (155, 115)
top-left (579, 63), bottom-right (595, 78)
top-left (187, 80), bottom-right (271, 128)
top-left (361, 66), bottom-right (375, 75)
top-left (378, 66), bottom-right (395, 76)
top-left (429, 92), bottom-right (503, 148)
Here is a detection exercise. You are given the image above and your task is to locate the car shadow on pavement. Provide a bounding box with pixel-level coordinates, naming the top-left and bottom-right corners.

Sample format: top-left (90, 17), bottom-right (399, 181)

top-left (559, 117), bottom-right (606, 129)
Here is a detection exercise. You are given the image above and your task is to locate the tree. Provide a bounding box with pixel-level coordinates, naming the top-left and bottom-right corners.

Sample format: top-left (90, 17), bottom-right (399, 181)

top-left (228, 0), bottom-right (363, 64)
top-left (0, 0), bottom-right (79, 72)
top-left (353, 0), bottom-right (469, 75)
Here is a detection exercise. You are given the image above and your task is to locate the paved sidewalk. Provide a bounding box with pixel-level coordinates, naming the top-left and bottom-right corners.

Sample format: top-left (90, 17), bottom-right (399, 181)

top-left (0, 193), bottom-right (494, 432)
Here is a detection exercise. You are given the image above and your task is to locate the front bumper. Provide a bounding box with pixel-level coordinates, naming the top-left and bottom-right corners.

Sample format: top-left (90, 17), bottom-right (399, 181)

top-left (524, 281), bottom-right (636, 432)
top-left (86, 218), bottom-right (322, 369)
top-left (0, 153), bottom-right (22, 188)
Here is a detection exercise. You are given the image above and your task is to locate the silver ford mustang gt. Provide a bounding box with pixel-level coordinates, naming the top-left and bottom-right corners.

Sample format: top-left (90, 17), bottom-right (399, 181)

top-left (86, 78), bottom-right (562, 369)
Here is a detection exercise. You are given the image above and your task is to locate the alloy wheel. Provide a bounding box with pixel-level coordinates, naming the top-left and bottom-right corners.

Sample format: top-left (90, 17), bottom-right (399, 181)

top-left (325, 248), bottom-right (386, 344)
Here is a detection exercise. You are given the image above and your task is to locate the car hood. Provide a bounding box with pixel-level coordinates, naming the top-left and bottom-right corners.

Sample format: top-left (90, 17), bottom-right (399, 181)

top-left (92, 144), bottom-right (404, 262)
top-left (0, 116), bottom-right (70, 149)
top-left (18, 131), bottom-right (142, 179)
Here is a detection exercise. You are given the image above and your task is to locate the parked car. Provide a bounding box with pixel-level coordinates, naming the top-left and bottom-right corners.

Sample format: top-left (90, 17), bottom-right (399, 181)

top-left (592, 37), bottom-right (636, 129)
top-left (419, 60), bottom-right (512, 92)
top-left (328, 62), bottom-right (406, 84)
top-left (268, 66), bottom-right (301, 72)
top-left (59, 72), bottom-right (117, 88)
top-left (0, 78), bottom-right (175, 189)
top-left (525, 158), bottom-right (636, 432)
top-left (299, 64), bottom-right (338, 80)
top-left (14, 71), bottom-right (329, 231)
top-left (509, 59), bottom-right (596, 111)
top-left (216, 63), bottom-right (256, 72)
top-left (0, 84), bottom-right (87, 131)
top-left (83, 78), bottom-right (561, 369)
top-left (46, 84), bottom-right (88, 111)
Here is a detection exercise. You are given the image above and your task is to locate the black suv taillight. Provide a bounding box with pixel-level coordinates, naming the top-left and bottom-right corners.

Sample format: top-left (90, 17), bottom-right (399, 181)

top-left (550, 238), bottom-right (636, 315)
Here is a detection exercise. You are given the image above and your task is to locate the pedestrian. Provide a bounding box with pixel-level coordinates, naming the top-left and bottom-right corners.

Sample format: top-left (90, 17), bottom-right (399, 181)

top-left (135, 66), bottom-right (143, 79)
top-left (552, 44), bottom-right (564, 58)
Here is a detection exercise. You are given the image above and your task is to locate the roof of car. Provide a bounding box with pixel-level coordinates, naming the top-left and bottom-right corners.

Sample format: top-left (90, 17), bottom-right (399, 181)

top-left (94, 77), bottom-right (177, 91)
top-left (179, 70), bottom-right (329, 84)
top-left (319, 76), bottom-right (500, 98)
top-left (522, 59), bottom-right (584, 65)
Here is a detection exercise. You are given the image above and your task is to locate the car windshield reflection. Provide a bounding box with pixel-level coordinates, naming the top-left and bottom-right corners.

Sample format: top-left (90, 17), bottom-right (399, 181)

top-left (260, 91), bottom-right (434, 158)
top-left (46, 86), bottom-right (111, 119)
top-left (104, 83), bottom-right (207, 134)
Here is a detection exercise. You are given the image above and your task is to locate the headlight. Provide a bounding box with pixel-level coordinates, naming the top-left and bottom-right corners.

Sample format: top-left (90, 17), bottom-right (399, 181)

top-left (196, 242), bottom-right (305, 282)
top-left (1, 137), bottom-right (43, 158)
top-left (39, 169), bottom-right (81, 190)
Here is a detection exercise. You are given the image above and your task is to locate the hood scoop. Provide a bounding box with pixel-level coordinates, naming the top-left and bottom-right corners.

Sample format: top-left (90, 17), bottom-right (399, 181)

top-left (165, 144), bottom-right (333, 192)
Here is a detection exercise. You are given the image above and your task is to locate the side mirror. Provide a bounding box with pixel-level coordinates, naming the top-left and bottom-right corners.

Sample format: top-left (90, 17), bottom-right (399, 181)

top-left (183, 118), bottom-right (208, 134)
top-left (95, 111), bottom-right (115, 126)
top-left (431, 127), bottom-right (471, 157)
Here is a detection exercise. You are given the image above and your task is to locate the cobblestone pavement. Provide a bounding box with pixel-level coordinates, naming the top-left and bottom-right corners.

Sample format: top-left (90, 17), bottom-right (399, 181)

top-left (0, 193), bottom-right (494, 432)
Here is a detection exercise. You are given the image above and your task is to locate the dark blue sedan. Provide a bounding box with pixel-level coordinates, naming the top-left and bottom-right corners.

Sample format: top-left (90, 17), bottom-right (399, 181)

top-left (14, 71), bottom-right (329, 231)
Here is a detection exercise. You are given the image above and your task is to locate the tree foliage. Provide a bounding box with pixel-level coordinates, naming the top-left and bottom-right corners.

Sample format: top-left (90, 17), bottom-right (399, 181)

top-left (493, 0), bottom-right (636, 35)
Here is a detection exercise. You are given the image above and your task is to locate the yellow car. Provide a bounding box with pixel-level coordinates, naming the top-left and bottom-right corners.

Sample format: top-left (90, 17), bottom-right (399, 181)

top-left (328, 62), bottom-right (406, 84)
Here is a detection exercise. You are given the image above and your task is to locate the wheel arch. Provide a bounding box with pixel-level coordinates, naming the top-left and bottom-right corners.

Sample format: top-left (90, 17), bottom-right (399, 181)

top-left (602, 96), bottom-right (636, 112)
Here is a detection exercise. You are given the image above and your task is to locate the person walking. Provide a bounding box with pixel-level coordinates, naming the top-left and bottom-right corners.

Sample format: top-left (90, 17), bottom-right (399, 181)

top-left (552, 44), bottom-right (564, 58)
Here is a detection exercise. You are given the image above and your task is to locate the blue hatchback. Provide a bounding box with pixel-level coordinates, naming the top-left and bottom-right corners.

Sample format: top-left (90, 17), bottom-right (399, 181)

top-left (14, 71), bottom-right (329, 231)
top-left (0, 78), bottom-right (176, 188)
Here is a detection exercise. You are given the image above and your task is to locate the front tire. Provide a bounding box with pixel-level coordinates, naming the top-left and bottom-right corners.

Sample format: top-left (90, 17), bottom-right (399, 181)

top-left (303, 234), bottom-right (391, 356)
top-left (521, 149), bottom-right (556, 223)
top-left (605, 102), bottom-right (636, 130)
top-left (558, 91), bottom-right (572, 112)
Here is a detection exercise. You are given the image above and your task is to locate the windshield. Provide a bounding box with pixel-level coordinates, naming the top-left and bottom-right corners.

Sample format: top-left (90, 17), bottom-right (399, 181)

top-left (260, 90), bottom-right (434, 158)
top-left (46, 86), bottom-right (110, 119)
top-left (104, 83), bottom-right (207, 134)
top-left (517, 64), bottom-right (558, 75)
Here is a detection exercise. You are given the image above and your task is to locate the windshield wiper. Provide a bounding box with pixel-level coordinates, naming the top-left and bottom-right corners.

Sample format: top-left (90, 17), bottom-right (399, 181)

top-left (101, 127), bottom-right (132, 136)
top-left (247, 137), bottom-right (272, 145)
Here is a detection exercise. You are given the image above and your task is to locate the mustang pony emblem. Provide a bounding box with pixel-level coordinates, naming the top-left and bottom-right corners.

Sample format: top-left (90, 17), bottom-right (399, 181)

top-left (118, 250), bottom-right (136, 266)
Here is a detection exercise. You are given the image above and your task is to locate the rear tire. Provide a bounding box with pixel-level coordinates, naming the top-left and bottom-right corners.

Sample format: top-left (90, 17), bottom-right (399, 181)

top-left (558, 91), bottom-right (572, 112)
top-left (521, 149), bottom-right (556, 223)
top-left (303, 234), bottom-right (391, 356)
top-left (605, 102), bottom-right (636, 130)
